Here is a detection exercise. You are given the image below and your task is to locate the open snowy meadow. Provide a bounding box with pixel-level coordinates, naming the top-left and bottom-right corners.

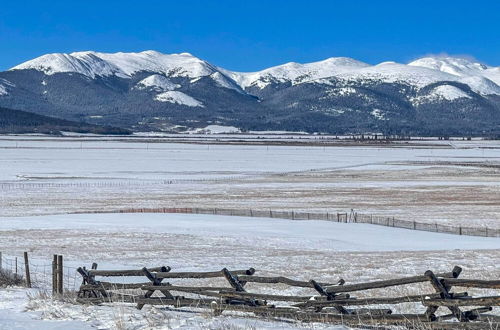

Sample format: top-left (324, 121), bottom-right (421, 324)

top-left (0, 135), bottom-right (499, 329)
top-left (2, 136), bottom-right (500, 227)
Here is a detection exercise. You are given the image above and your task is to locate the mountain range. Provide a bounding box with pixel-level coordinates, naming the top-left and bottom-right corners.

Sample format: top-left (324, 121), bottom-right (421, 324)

top-left (1, 51), bottom-right (499, 135)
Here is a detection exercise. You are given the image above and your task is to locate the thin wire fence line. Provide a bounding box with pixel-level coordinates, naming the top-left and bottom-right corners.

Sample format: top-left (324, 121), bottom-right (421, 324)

top-left (77, 207), bottom-right (500, 238)
top-left (0, 254), bottom-right (80, 292)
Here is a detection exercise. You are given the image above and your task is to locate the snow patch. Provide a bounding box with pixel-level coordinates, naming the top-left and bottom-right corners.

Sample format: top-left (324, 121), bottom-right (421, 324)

top-left (431, 85), bottom-right (472, 100)
top-left (135, 74), bottom-right (180, 92)
top-left (326, 87), bottom-right (356, 96)
top-left (209, 72), bottom-right (242, 92)
top-left (409, 57), bottom-right (488, 77)
top-left (0, 78), bottom-right (15, 96)
top-left (371, 109), bottom-right (387, 120)
top-left (412, 85), bottom-right (472, 105)
top-left (458, 76), bottom-right (500, 95)
top-left (188, 125), bottom-right (241, 134)
top-left (482, 67), bottom-right (500, 86)
top-left (155, 91), bottom-right (204, 107)
top-left (338, 62), bottom-right (457, 87)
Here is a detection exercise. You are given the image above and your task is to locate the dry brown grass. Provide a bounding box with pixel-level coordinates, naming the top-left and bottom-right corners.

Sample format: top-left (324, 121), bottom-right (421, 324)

top-left (0, 268), bottom-right (24, 287)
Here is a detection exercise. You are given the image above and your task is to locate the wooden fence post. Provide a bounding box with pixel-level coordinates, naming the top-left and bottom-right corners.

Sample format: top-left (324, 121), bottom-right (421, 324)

top-left (0, 251), bottom-right (2, 271)
top-left (138, 266), bottom-right (171, 310)
top-left (424, 269), bottom-right (467, 322)
top-left (15, 257), bottom-right (17, 276)
top-left (57, 255), bottom-right (63, 295)
top-left (52, 254), bottom-right (57, 295)
top-left (23, 252), bottom-right (31, 288)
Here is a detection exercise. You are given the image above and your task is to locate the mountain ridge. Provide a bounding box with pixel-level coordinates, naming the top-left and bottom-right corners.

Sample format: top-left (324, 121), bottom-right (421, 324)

top-left (1, 51), bottom-right (500, 136)
top-left (9, 51), bottom-right (500, 94)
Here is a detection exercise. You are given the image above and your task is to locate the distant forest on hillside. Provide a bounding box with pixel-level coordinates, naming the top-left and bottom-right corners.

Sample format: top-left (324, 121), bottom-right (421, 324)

top-left (0, 107), bottom-right (131, 135)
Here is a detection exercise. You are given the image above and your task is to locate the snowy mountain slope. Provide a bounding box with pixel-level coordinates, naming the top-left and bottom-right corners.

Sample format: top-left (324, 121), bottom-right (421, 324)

top-left (482, 67), bottom-right (500, 86)
top-left (11, 51), bottom-right (219, 80)
top-left (3, 51), bottom-right (500, 135)
top-left (411, 85), bottom-right (472, 105)
top-left (10, 52), bottom-right (123, 78)
top-left (336, 61), bottom-right (458, 87)
top-left (135, 74), bottom-right (180, 92)
top-left (224, 56), bottom-right (500, 96)
top-left (209, 72), bottom-right (244, 92)
top-left (409, 57), bottom-right (488, 76)
top-left (155, 91), bottom-right (204, 107)
top-left (223, 57), bottom-right (370, 89)
top-left (0, 84), bottom-right (7, 96)
top-left (10, 51), bottom-right (500, 95)
top-left (458, 76), bottom-right (500, 95)
top-left (0, 78), bottom-right (15, 96)
top-left (409, 57), bottom-right (500, 94)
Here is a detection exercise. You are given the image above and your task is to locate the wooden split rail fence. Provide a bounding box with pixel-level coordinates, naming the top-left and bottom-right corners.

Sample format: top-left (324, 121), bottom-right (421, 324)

top-left (75, 264), bottom-right (500, 329)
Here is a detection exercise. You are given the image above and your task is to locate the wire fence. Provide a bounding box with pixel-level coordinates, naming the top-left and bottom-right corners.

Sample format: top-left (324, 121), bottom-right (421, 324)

top-left (82, 207), bottom-right (500, 238)
top-left (0, 253), bottom-right (80, 292)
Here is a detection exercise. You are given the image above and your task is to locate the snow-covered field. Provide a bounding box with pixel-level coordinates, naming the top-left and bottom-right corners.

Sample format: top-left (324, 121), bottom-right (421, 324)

top-left (1, 136), bottom-right (500, 227)
top-left (0, 136), bottom-right (499, 329)
top-left (0, 213), bottom-right (498, 329)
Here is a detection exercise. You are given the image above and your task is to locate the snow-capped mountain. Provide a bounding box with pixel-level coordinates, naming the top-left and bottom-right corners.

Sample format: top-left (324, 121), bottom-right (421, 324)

top-left (10, 51), bottom-right (217, 79)
top-left (223, 57), bottom-right (371, 89)
top-left (9, 51), bottom-right (500, 96)
top-left (1, 51), bottom-right (500, 135)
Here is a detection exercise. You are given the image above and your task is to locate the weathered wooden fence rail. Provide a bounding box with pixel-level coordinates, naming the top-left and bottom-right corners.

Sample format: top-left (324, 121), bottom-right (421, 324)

top-left (75, 264), bottom-right (500, 329)
top-left (81, 207), bottom-right (500, 237)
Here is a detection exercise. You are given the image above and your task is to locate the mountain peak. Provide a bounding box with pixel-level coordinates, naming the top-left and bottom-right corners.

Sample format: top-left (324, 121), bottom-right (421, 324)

top-left (10, 50), bottom-right (214, 79)
top-left (408, 56), bottom-right (489, 76)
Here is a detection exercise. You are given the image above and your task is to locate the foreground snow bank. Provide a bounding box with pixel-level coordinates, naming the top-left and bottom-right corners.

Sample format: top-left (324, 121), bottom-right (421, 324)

top-left (0, 287), bottom-right (346, 330)
top-left (0, 288), bottom-right (92, 330)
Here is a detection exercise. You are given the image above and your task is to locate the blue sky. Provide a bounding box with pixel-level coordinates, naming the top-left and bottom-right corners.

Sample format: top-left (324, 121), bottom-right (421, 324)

top-left (0, 0), bottom-right (499, 71)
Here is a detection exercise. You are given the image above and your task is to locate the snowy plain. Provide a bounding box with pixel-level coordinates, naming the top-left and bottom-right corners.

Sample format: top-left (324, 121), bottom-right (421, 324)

top-left (0, 136), bottom-right (499, 329)
top-left (1, 136), bottom-right (500, 227)
top-left (0, 137), bottom-right (499, 182)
